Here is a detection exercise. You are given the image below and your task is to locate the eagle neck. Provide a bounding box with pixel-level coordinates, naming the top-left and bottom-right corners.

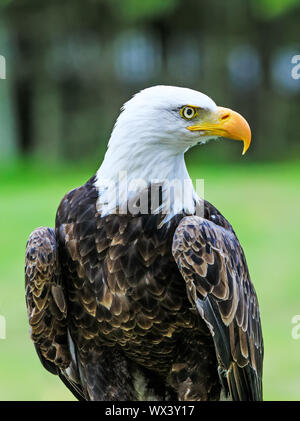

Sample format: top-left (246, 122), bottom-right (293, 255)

top-left (95, 141), bottom-right (198, 222)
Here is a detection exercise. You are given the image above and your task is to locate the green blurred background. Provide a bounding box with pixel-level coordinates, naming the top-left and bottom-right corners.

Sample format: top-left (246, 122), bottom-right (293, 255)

top-left (0, 0), bottom-right (300, 401)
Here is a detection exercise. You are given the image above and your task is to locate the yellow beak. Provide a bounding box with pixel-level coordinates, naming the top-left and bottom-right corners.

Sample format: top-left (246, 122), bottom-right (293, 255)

top-left (187, 106), bottom-right (251, 155)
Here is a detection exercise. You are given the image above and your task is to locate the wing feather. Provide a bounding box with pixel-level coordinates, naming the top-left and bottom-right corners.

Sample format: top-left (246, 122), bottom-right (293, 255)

top-left (25, 227), bottom-right (84, 399)
top-left (172, 209), bottom-right (263, 401)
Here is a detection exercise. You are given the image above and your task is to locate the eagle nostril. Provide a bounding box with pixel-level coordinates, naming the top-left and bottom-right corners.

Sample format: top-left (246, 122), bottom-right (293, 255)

top-left (221, 113), bottom-right (230, 121)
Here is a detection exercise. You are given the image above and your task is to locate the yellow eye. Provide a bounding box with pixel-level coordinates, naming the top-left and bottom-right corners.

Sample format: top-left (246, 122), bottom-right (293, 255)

top-left (181, 106), bottom-right (196, 120)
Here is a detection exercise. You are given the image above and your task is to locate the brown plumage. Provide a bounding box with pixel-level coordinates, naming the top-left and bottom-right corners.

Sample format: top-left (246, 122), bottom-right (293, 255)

top-left (25, 176), bottom-right (263, 401)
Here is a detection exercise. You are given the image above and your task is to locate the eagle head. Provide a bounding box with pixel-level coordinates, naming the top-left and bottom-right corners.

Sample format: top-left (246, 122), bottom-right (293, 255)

top-left (108, 85), bottom-right (251, 156)
top-left (96, 85), bottom-right (251, 219)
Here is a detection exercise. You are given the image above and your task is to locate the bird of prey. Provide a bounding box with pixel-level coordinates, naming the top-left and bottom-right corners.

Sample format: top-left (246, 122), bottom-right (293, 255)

top-left (25, 86), bottom-right (263, 401)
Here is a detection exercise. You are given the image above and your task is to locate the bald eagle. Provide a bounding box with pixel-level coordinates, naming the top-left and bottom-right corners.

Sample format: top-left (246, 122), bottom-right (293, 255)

top-left (25, 86), bottom-right (263, 401)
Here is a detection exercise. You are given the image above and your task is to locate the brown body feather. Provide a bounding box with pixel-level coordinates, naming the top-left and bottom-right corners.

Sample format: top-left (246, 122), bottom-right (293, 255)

top-left (25, 176), bottom-right (263, 400)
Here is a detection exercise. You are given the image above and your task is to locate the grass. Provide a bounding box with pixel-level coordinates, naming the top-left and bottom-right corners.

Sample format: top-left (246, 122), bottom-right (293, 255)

top-left (0, 158), bottom-right (300, 400)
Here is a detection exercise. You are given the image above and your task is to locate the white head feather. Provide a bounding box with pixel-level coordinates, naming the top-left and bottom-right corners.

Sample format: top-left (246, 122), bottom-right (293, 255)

top-left (96, 85), bottom-right (218, 221)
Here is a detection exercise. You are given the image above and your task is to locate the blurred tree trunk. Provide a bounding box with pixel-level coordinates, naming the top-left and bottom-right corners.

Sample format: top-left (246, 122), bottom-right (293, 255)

top-left (32, 75), bottom-right (62, 160)
top-left (0, 15), bottom-right (18, 161)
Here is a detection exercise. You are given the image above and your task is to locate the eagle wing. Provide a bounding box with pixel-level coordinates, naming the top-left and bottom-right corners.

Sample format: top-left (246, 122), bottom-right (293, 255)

top-left (25, 227), bottom-right (84, 400)
top-left (172, 206), bottom-right (263, 401)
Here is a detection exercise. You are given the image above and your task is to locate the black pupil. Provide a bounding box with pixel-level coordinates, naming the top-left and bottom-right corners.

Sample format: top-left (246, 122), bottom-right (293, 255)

top-left (186, 108), bottom-right (193, 116)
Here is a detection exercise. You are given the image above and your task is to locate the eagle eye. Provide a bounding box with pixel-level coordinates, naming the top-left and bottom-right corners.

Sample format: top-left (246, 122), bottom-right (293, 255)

top-left (181, 106), bottom-right (197, 120)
